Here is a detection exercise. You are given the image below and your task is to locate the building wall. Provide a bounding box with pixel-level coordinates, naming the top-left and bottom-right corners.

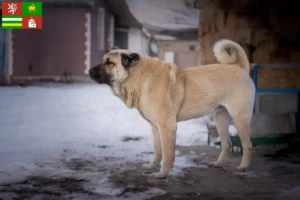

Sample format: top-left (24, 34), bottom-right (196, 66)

top-left (0, 69), bottom-right (4, 85)
top-left (12, 7), bottom-right (89, 78)
top-left (157, 40), bottom-right (199, 68)
top-left (114, 27), bottom-right (150, 56)
top-left (128, 27), bottom-right (151, 56)
top-left (0, 26), bottom-right (5, 84)
top-left (141, 35), bottom-right (150, 56)
top-left (141, 30), bottom-right (150, 56)
top-left (114, 28), bottom-right (128, 49)
top-left (90, 0), bottom-right (114, 68)
top-left (198, 0), bottom-right (300, 65)
top-left (128, 27), bottom-right (142, 53)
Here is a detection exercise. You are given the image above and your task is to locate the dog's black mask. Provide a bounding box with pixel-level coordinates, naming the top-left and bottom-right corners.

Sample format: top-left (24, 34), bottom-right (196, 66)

top-left (89, 64), bottom-right (112, 85)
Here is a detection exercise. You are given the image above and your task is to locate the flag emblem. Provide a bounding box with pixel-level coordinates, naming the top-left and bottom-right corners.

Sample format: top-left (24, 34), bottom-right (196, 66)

top-left (2, 2), bottom-right (42, 29)
top-left (28, 4), bottom-right (37, 13)
top-left (8, 3), bottom-right (18, 15)
top-left (2, 2), bottom-right (22, 15)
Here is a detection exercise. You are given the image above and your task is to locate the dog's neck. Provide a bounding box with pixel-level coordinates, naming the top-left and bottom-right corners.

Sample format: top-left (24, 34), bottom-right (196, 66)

top-left (111, 56), bottom-right (164, 109)
top-left (111, 81), bottom-right (140, 108)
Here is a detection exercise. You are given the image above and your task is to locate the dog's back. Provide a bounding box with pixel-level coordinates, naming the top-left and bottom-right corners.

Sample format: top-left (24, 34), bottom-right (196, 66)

top-left (177, 40), bottom-right (255, 122)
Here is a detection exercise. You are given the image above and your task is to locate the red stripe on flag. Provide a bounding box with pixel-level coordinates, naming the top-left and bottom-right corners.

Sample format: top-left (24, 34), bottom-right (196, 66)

top-left (2, 2), bottom-right (22, 16)
top-left (22, 16), bottom-right (42, 29)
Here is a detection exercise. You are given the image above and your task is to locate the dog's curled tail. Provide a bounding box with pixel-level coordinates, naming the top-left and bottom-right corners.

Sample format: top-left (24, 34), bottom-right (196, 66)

top-left (213, 39), bottom-right (250, 72)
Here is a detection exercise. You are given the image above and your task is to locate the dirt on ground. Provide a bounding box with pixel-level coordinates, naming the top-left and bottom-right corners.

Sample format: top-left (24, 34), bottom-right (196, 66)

top-left (1, 145), bottom-right (300, 200)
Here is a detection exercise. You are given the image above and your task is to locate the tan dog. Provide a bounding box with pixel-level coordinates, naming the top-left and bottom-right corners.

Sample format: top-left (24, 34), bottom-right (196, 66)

top-left (89, 39), bottom-right (255, 179)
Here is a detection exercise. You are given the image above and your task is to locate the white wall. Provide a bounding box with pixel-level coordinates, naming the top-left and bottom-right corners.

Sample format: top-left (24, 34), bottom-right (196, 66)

top-left (127, 27), bottom-right (150, 56)
top-left (141, 36), bottom-right (150, 56)
top-left (128, 27), bottom-right (150, 55)
top-left (107, 14), bottom-right (115, 49)
top-left (164, 51), bottom-right (175, 63)
top-left (128, 27), bottom-right (142, 54)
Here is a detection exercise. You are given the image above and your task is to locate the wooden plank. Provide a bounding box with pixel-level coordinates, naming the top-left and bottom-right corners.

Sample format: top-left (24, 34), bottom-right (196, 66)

top-left (198, 0), bottom-right (300, 65)
top-left (214, 133), bottom-right (294, 147)
top-left (257, 67), bottom-right (300, 88)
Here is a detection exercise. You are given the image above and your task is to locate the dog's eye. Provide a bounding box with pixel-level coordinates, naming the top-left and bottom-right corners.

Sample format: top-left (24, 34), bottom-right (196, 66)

top-left (106, 58), bottom-right (114, 66)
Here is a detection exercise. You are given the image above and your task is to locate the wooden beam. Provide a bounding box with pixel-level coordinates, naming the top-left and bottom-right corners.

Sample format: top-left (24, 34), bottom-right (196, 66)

top-left (193, 0), bottom-right (214, 9)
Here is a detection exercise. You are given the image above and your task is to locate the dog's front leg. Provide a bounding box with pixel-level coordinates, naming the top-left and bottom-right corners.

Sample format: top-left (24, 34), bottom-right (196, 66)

top-left (151, 122), bottom-right (177, 179)
top-left (142, 125), bottom-right (162, 169)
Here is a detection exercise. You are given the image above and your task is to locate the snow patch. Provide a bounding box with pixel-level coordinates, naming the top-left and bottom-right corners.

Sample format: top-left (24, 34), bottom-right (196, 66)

top-left (0, 83), bottom-right (209, 197)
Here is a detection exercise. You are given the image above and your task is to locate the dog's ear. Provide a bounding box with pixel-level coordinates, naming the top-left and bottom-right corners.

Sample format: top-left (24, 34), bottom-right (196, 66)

top-left (111, 46), bottom-right (119, 50)
top-left (121, 53), bottom-right (140, 68)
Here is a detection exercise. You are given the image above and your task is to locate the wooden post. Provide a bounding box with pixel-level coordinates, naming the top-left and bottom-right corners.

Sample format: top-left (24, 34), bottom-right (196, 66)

top-left (297, 93), bottom-right (300, 137)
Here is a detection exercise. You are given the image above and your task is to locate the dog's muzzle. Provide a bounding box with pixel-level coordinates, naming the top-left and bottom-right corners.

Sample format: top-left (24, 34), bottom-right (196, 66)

top-left (89, 66), bottom-right (98, 79)
top-left (89, 65), bottom-right (102, 83)
top-left (89, 64), bottom-right (112, 85)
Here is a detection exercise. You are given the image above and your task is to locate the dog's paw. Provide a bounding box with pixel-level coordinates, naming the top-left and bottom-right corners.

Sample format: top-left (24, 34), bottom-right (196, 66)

top-left (142, 161), bottom-right (160, 170)
top-left (150, 172), bottom-right (167, 179)
top-left (142, 163), bottom-right (155, 170)
top-left (141, 170), bottom-right (152, 175)
top-left (235, 165), bottom-right (247, 172)
top-left (209, 161), bottom-right (223, 168)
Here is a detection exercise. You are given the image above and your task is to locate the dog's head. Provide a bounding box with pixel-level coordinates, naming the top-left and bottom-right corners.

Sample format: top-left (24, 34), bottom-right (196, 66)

top-left (89, 46), bottom-right (140, 85)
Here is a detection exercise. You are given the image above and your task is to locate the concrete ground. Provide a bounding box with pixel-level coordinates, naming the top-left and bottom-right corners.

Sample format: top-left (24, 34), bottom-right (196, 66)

top-left (0, 83), bottom-right (300, 200)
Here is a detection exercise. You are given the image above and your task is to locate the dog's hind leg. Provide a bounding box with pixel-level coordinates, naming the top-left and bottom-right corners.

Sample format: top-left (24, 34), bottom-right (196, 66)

top-left (151, 121), bottom-right (177, 179)
top-left (231, 114), bottom-right (252, 172)
top-left (142, 125), bottom-right (162, 169)
top-left (210, 107), bottom-right (232, 168)
top-left (226, 103), bottom-right (253, 172)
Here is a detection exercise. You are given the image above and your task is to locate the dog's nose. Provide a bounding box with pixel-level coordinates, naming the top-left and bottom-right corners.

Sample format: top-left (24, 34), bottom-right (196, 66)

top-left (89, 67), bottom-right (97, 78)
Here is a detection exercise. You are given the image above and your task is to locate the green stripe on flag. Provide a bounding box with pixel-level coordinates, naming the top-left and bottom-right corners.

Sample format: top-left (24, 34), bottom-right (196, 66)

top-left (22, 2), bottom-right (42, 16)
top-left (2, 16), bottom-right (22, 18)
top-left (1, 26), bottom-right (23, 29)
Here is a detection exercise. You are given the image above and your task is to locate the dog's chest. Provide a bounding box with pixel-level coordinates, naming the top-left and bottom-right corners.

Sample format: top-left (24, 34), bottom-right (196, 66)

top-left (137, 105), bottom-right (155, 124)
top-left (137, 94), bottom-right (157, 123)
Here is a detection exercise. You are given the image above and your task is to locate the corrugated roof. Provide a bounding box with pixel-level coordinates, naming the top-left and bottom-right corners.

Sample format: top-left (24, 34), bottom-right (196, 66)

top-left (125, 0), bottom-right (200, 39)
top-left (126, 0), bottom-right (199, 32)
top-left (104, 0), bottom-right (142, 29)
